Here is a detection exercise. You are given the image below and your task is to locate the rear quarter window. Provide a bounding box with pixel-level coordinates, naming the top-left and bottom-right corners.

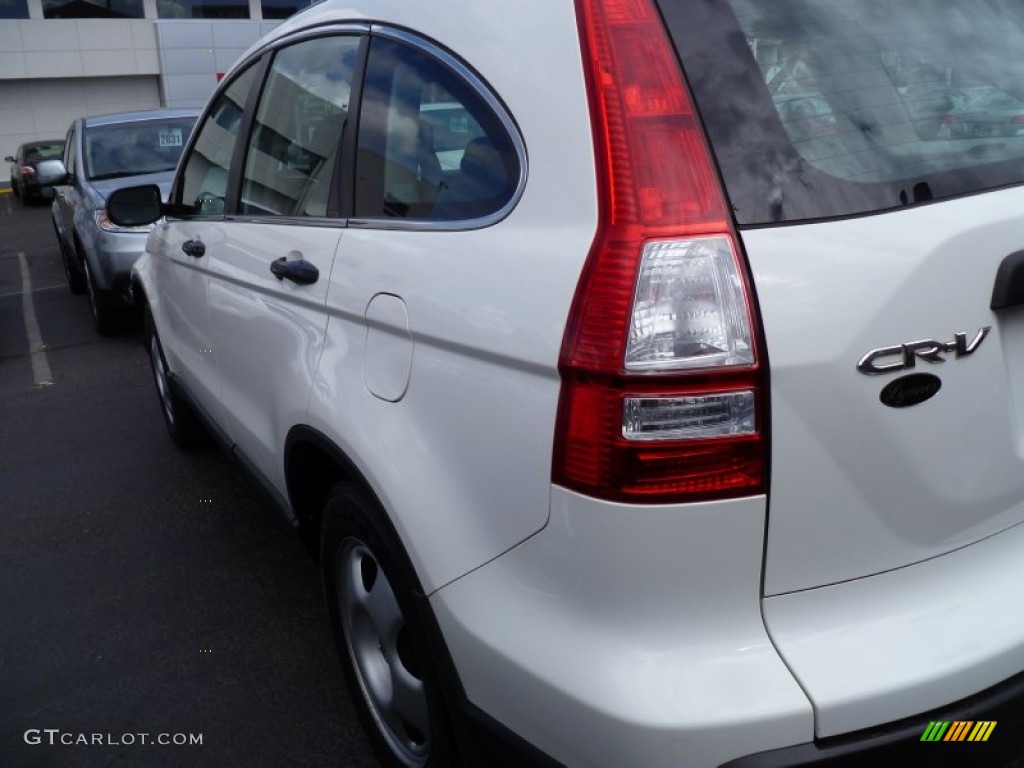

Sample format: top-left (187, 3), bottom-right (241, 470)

top-left (354, 34), bottom-right (524, 225)
top-left (657, 0), bottom-right (1024, 224)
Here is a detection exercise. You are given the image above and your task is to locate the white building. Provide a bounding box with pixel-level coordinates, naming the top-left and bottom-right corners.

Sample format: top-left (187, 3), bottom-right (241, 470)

top-left (1, 0), bottom-right (313, 164)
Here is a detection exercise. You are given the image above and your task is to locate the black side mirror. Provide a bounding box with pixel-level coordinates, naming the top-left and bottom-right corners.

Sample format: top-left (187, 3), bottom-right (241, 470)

top-left (4, 155), bottom-right (14, 163)
top-left (107, 185), bottom-right (163, 227)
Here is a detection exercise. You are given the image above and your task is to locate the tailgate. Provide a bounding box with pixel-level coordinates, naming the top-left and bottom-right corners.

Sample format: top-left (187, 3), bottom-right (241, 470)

top-left (657, 0), bottom-right (1024, 595)
top-left (744, 188), bottom-right (1024, 594)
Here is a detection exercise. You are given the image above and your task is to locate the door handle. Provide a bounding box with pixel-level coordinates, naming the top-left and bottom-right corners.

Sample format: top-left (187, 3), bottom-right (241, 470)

top-left (991, 250), bottom-right (1024, 309)
top-left (270, 255), bottom-right (319, 285)
top-left (182, 238), bottom-right (205, 258)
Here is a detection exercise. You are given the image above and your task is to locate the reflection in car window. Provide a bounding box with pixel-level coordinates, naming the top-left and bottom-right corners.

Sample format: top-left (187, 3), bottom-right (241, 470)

top-left (239, 36), bottom-right (360, 218)
top-left (84, 118), bottom-right (196, 181)
top-left (739, 0), bottom-right (1024, 181)
top-left (664, 0), bottom-right (1024, 223)
top-left (355, 37), bottom-right (520, 222)
top-left (179, 64), bottom-right (259, 217)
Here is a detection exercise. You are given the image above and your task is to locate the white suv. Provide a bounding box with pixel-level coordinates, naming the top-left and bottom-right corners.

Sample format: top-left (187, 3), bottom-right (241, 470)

top-left (108, 1), bottom-right (1024, 766)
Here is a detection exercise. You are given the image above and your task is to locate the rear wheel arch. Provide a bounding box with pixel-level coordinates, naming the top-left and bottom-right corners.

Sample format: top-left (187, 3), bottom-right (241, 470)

top-left (285, 426), bottom-right (369, 561)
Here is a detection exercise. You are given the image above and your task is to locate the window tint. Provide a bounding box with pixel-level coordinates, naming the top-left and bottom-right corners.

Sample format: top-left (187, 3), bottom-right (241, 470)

top-left (658, 0), bottom-right (1024, 224)
top-left (355, 37), bottom-right (520, 223)
top-left (240, 36), bottom-right (359, 218)
top-left (180, 64), bottom-right (259, 216)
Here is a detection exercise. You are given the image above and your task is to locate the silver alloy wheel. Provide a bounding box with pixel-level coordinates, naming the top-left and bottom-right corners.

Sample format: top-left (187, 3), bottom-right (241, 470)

top-left (149, 334), bottom-right (176, 427)
top-left (337, 537), bottom-right (430, 767)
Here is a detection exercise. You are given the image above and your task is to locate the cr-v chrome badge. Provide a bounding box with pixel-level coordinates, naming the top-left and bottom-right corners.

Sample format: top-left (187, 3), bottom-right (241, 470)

top-left (857, 327), bottom-right (991, 375)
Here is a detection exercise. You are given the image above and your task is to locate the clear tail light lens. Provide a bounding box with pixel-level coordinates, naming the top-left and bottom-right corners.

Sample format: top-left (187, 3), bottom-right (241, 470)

top-left (626, 237), bottom-right (754, 371)
top-left (623, 391), bottom-right (755, 441)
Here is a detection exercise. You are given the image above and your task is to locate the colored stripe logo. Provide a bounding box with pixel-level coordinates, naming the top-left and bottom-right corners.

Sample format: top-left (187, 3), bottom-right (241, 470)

top-left (920, 721), bottom-right (996, 742)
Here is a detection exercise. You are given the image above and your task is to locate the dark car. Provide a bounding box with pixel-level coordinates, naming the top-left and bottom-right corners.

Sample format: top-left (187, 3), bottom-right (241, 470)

top-left (941, 87), bottom-right (1024, 138)
top-left (5, 140), bottom-right (65, 204)
top-left (900, 85), bottom-right (968, 139)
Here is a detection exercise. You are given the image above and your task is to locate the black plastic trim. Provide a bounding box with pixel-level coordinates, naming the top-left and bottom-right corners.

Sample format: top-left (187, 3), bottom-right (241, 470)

top-left (991, 250), bottom-right (1024, 310)
top-left (166, 369), bottom-right (296, 529)
top-left (722, 670), bottom-right (1024, 768)
top-left (459, 701), bottom-right (564, 768)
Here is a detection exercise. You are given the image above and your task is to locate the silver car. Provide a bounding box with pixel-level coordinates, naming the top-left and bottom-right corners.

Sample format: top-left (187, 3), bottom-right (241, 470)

top-left (52, 108), bottom-right (198, 334)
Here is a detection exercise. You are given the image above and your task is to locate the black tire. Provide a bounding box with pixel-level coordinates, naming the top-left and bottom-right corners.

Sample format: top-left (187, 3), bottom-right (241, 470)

top-left (143, 307), bottom-right (207, 449)
top-left (321, 483), bottom-right (454, 768)
top-left (55, 226), bottom-right (85, 295)
top-left (81, 254), bottom-right (121, 335)
top-left (11, 181), bottom-right (20, 199)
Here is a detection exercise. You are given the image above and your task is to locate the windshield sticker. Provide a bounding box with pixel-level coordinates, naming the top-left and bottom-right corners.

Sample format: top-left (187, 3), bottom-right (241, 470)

top-left (159, 129), bottom-right (183, 148)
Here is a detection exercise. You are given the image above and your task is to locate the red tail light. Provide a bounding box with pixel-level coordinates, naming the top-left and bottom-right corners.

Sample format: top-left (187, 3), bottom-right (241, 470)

top-left (553, 0), bottom-right (767, 504)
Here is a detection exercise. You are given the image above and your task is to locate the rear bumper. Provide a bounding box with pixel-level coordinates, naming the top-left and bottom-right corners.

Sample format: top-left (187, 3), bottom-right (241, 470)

top-left (23, 180), bottom-right (58, 198)
top-left (763, 520), bottom-right (1024, 737)
top-left (431, 488), bottom-right (812, 768)
top-left (723, 669), bottom-right (1024, 768)
top-left (432, 489), bottom-right (1024, 767)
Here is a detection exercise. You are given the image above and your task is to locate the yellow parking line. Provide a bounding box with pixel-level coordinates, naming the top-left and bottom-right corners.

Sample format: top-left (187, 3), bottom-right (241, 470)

top-left (0, 187), bottom-right (11, 196)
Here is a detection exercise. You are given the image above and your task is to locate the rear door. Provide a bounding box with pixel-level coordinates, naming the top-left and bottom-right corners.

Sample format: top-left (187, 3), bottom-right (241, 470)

top-left (659, 0), bottom-right (1024, 595)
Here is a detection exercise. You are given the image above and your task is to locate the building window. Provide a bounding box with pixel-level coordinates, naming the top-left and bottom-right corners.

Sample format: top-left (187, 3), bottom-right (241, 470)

top-left (0, 0), bottom-right (29, 19)
top-left (43, 0), bottom-right (144, 18)
top-left (260, 0), bottom-right (312, 20)
top-left (157, 0), bottom-right (248, 19)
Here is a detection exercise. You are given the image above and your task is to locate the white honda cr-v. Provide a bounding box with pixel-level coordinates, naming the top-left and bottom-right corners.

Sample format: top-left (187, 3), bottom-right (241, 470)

top-left (108, 1), bottom-right (1024, 766)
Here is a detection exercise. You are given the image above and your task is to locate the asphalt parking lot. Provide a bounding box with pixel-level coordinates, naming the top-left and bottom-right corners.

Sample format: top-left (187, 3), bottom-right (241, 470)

top-left (0, 190), bottom-right (378, 767)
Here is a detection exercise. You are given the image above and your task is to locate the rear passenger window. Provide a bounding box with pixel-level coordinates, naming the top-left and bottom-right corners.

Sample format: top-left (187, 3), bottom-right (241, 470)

top-left (240, 35), bottom-right (360, 218)
top-left (179, 64), bottom-right (259, 216)
top-left (355, 36), bottom-right (521, 223)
